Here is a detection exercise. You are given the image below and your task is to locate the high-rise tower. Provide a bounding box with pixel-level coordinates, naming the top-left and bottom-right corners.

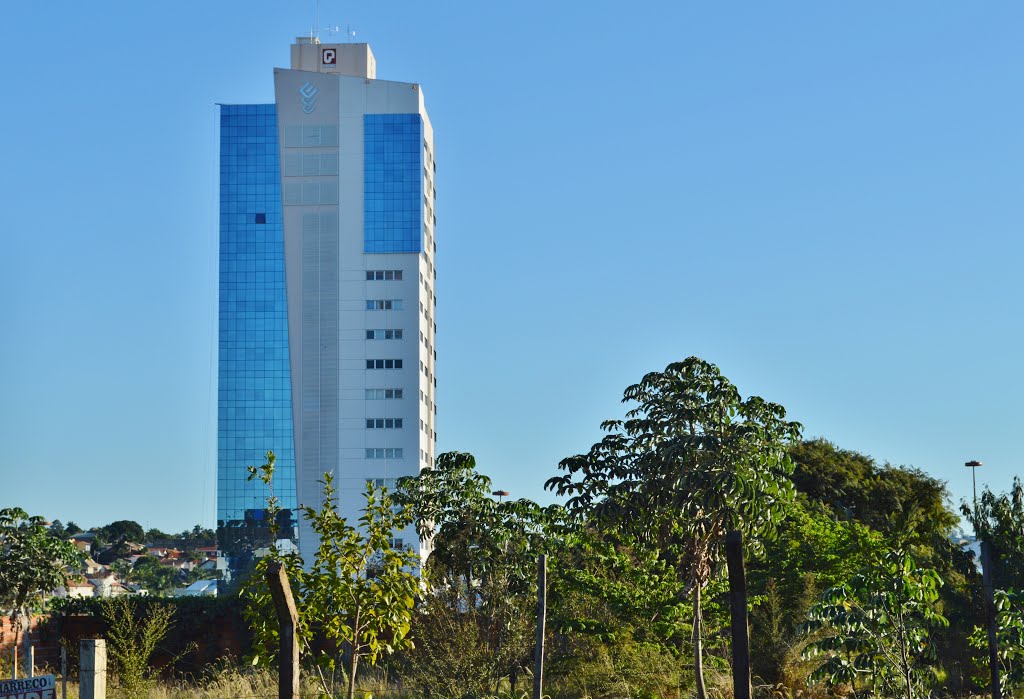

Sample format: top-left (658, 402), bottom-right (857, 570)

top-left (218, 39), bottom-right (437, 571)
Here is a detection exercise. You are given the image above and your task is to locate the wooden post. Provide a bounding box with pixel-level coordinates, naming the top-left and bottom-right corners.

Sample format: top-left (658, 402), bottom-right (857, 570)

top-left (981, 541), bottom-right (1002, 699)
top-left (61, 645), bottom-right (68, 699)
top-left (726, 531), bottom-right (752, 699)
top-left (80, 639), bottom-right (107, 699)
top-left (11, 645), bottom-right (16, 680)
top-left (267, 560), bottom-right (300, 699)
top-left (533, 554), bottom-right (547, 699)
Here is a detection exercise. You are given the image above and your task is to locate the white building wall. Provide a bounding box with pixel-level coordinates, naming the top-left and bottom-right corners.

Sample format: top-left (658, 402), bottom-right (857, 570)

top-left (274, 43), bottom-right (436, 567)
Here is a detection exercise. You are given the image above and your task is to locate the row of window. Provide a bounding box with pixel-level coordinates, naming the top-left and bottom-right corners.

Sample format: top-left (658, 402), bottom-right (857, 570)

top-left (367, 359), bottom-right (402, 369)
top-left (367, 418), bottom-right (403, 429)
top-left (367, 329), bottom-right (402, 340)
top-left (367, 299), bottom-right (402, 311)
top-left (366, 448), bottom-right (403, 459)
top-left (366, 388), bottom-right (403, 400)
top-left (367, 270), bottom-right (403, 281)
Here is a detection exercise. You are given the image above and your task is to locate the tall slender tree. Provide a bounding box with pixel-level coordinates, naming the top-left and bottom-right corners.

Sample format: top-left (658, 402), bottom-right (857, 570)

top-left (546, 357), bottom-right (801, 698)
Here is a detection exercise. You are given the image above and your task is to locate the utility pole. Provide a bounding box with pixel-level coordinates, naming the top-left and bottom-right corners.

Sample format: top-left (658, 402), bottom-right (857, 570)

top-left (533, 554), bottom-right (547, 699)
top-left (726, 531), bottom-right (752, 699)
top-left (981, 541), bottom-right (1002, 699)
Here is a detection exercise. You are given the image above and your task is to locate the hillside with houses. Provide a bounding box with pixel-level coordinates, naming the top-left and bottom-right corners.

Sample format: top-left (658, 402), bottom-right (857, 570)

top-left (49, 521), bottom-right (226, 599)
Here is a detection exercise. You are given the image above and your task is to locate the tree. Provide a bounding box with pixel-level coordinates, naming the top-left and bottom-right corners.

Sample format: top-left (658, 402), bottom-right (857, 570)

top-left (748, 499), bottom-right (884, 683)
top-left (302, 473), bottom-right (421, 699)
top-left (969, 589), bottom-right (1024, 695)
top-left (546, 357), bottom-right (801, 698)
top-left (0, 508), bottom-right (83, 650)
top-left (802, 547), bottom-right (949, 699)
top-left (791, 439), bottom-right (958, 546)
top-left (65, 521), bottom-right (83, 536)
top-left (962, 476), bottom-right (1024, 589)
top-left (128, 555), bottom-right (179, 596)
top-left (241, 452), bottom-right (420, 699)
top-left (95, 520), bottom-right (146, 545)
top-left (397, 452), bottom-right (559, 693)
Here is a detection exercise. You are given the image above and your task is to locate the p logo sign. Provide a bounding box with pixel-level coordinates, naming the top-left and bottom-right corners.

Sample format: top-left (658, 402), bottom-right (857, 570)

top-left (322, 48), bottom-right (337, 65)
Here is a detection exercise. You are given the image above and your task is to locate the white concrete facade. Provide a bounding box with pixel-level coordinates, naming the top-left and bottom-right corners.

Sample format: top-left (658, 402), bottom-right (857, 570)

top-left (273, 40), bottom-right (437, 565)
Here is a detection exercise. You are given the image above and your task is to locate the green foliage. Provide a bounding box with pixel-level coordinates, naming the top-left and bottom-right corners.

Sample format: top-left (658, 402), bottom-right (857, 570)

top-left (968, 588), bottom-right (1024, 695)
top-left (95, 519), bottom-right (146, 546)
top-left (0, 506), bottom-right (84, 645)
top-left (397, 451), bottom-right (558, 693)
top-left (963, 477), bottom-right (1024, 589)
top-left (546, 357), bottom-right (802, 697)
top-left (549, 526), bottom-right (689, 647)
top-left (126, 555), bottom-right (180, 596)
top-left (241, 452), bottom-right (420, 699)
top-left (801, 548), bottom-right (949, 698)
top-left (791, 439), bottom-right (958, 545)
top-left (750, 500), bottom-right (884, 682)
top-left (100, 596), bottom-right (190, 698)
top-left (302, 473), bottom-right (421, 699)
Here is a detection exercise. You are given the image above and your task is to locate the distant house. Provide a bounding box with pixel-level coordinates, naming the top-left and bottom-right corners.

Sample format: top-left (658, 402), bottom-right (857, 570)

top-left (176, 579), bottom-right (218, 597)
top-left (70, 533), bottom-right (96, 553)
top-left (82, 558), bottom-right (106, 575)
top-left (55, 576), bottom-right (94, 599)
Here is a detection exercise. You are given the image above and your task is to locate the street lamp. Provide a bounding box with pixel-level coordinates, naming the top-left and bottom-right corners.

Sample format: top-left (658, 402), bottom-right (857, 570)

top-left (965, 460), bottom-right (983, 526)
top-left (492, 490), bottom-right (510, 503)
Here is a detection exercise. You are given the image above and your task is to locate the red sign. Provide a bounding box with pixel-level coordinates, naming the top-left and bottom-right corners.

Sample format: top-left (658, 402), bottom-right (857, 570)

top-left (322, 48), bottom-right (337, 65)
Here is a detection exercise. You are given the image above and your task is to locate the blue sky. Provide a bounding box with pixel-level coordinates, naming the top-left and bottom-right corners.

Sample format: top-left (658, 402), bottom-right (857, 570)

top-left (2, 1), bottom-right (1021, 531)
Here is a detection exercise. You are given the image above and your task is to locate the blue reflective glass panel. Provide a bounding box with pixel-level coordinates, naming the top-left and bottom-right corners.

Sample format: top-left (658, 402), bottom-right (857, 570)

top-left (217, 104), bottom-right (296, 572)
top-left (363, 114), bottom-right (423, 254)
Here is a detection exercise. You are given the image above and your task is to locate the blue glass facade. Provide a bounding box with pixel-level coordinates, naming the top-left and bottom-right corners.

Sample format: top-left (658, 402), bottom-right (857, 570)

top-left (364, 114), bottom-right (423, 254)
top-left (217, 104), bottom-right (296, 571)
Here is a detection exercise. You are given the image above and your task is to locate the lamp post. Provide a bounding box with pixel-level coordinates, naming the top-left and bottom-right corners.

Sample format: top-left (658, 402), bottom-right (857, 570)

top-left (965, 460), bottom-right (982, 524)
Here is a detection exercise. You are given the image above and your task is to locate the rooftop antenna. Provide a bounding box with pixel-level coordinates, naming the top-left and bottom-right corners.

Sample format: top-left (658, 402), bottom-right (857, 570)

top-left (346, 24), bottom-right (358, 42)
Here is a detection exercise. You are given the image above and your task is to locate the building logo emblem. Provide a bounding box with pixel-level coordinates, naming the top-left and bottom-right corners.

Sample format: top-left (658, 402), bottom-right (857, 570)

top-left (298, 81), bottom-right (319, 114)
top-left (322, 48), bottom-right (337, 65)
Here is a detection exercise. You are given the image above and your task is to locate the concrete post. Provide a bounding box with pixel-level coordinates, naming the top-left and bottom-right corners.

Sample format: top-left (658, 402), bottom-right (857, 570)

top-left (80, 639), bottom-right (107, 699)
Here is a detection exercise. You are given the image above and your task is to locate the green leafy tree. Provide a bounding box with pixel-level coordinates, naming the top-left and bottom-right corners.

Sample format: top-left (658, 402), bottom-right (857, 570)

top-left (546, 357), bottom-right (801, 698)
top-left (241, 452), bottom-right (420, 699)
top-left (968, 589), bottom-right (1024, 695)
top-left (64, 521), bottom-right (83, 536)
top-left (129, 555), bottom-right (179, 596)
top-left (802, 548), bottom-right (949, 698)
top-left (95, 520), bottom-right (146, 545)
top-left (962, 477), bottom-right (1024, 589)
top-left (397, 451), bottom-right (558, 693)
top-left (303, 473), bottom-right (421, 699)
top-left (749, 499), bottom-right (884, 683)
top-left (0, 507), bottom-right (83, 649)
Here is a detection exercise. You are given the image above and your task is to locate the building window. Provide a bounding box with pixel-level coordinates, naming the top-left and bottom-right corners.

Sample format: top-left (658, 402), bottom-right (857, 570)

top-left (365, 388), bottom-right (403, 400)
top-left (366, 359), bottom-right (403, 369)
top-left (366, 418), bottom-right (403, 429)
top-left (366, 329), bottom-right (403, 340)
top-left (366, 448), bottom-right (403, 459)
top-left (254, 213), bottom-right (267, 224)
top-left (366, 300), bottom-right (403, 311)
top-left (366, 270), bottom-right (403, 281)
